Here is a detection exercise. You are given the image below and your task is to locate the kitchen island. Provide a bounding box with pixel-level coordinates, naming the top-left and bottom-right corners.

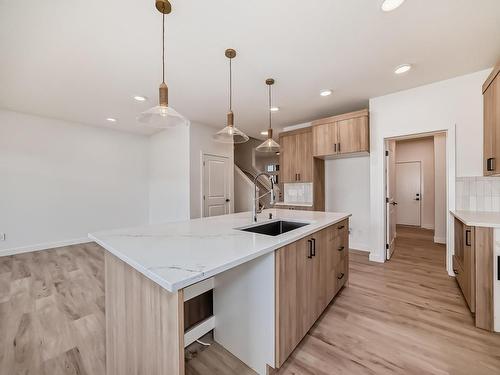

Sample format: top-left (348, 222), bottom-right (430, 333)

top-left (90, 209), bottom-right (351, 375)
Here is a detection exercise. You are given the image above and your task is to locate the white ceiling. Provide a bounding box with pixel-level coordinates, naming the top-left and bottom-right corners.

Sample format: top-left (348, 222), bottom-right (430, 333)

top-left (1, 0), bottom-right (499, 139)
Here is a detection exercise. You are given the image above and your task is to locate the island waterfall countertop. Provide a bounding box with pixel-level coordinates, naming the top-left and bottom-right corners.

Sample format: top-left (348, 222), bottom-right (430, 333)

top-left (89, 209), bottom-right (351, 292)
top-left (451, 210), bottom-right (500, 228)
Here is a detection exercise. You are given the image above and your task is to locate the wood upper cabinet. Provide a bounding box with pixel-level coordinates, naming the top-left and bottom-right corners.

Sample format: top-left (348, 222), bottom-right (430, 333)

top-left (275, 220), bottom-right (349, 367)
top-left (312, 109), bottom-right (369, 158)
top-left (313, 122), bottom-right (338, 156)
top-left (483, 63), bottom-right (500, 176)
top-left (279, 129), bottom-right (313, 183)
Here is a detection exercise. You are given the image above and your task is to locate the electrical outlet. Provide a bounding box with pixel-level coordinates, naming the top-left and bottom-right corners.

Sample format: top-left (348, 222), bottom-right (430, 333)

top-left (0, 233), bottom-right (5, 241)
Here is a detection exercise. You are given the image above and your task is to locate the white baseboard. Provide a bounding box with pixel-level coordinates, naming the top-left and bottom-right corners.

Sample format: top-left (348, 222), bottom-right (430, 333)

top-left (0, 237), bottom-right (91, 257)
top-left (369, 252), bottom-right (385, 263)
top-left (349, 243), bottom-right (371, 253)
top-left (434, 236), bottom-right (446, 244)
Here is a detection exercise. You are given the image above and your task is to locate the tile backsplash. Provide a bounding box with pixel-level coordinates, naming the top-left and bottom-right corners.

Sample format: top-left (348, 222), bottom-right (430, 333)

top-left (284, 182), bottom-right (313, 204)
top-left (456, 176), bottom-right (500, 212)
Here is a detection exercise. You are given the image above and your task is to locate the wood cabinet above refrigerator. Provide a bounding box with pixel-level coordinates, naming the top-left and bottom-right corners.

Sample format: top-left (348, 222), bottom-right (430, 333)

top-left (312, 109), bottom-right (369, 158)
top-left (483, 63), bottom-right (500, 176)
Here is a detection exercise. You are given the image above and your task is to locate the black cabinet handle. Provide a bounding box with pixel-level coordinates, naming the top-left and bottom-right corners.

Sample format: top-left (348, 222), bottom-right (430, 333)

top-left (334, 143), bottom-right (337, 153)
top-left (338, 225), bottom-right (345, 230)
top-left (307, 240), bottom-right (313, 259)
top-left (338, 143), bottom-right (341, 153)
top-left (497, 256), bottom-right (500, 281)
top-left (338, 246), bottom-right (345, 252)
top-left (487, 157), bottom-right (495, 172)
top-left (453, 269), bottom-right (459, 275)
top-left (465, 229), bottom-right (471, 247)
top-left (337, 273), bottom-right (345, 280)
top-left (298, 173), bottom-right (301, 181)
top-left (311, 238), bottom-right (316, 257)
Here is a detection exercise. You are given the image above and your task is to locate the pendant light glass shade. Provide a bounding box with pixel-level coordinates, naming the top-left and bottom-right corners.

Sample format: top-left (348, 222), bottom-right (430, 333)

top-left (256, 130), bottom-right (280, 152)
top-left (138, 7), bottom-right (187, 128)
top-left (213, 49), bottom-right (249, 144)
top-left (257, 78), bottom-right (280, 152)
top-left (137, 105), bottom-right (187, 128)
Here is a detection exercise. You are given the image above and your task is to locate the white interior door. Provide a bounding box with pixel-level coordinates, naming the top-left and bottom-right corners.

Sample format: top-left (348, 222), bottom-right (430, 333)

top-left (203, 154), bottom-right (230, 217)
top-left (396, 161), bottom-right (421, 226)
top-left (385, 140), bottom-right (397, 260)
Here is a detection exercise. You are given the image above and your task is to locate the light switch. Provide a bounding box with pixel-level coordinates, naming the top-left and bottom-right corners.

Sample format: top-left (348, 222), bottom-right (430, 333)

top-left (0, 233), bottom-right (5, 241)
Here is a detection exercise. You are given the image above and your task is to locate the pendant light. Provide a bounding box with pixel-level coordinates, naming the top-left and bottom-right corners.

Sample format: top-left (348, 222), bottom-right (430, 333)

top-left (137, 0), bottom-right (187, 128)
top-left (256, 78), bottom-right (280, 152)
top-left (213, 49), bottom-right (249, 143)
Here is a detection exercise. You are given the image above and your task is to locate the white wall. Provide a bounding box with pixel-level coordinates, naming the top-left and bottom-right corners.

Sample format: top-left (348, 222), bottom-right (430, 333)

top-left (395, 137), bottom-right (435, 229)
top-left (149, 127), bottom-right (190, 224)
top-left (189, 122), bottom-right (234, 219)
top-left (434, 133), bottom-right (447, 243)
top-left (0, 109), bottom-right (150, 254)
top-left (369, 68), bottom-right (491, 269)
top-left (325, 156), bottom-right (371, 251)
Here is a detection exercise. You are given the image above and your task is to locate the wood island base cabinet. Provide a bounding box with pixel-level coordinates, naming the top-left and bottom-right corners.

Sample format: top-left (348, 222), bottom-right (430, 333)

top-left (104, 219), bottom-right (350, 375)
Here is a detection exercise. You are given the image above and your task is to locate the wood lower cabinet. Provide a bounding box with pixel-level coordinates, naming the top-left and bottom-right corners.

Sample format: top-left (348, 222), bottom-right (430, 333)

top-left (483, 62), bottom-right (500, 176)
top-left (453, 218), bottom-right (475, 312)
top-left (453, 217), bottom-right (494, 331)
top-left (312, 109), bottom-right (369, 158)
top-left (275, 219), bottom-right (349, 367)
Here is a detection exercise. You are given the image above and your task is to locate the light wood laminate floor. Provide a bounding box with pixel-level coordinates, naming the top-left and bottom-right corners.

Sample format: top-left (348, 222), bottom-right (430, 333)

top-left (0, 227), bottom-right (499, 374)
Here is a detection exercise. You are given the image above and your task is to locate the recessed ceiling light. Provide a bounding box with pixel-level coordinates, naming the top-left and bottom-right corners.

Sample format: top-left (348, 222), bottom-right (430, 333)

top-left (260, 131), bottom-right (269, 136)
top-left (133, 95), bottom-right (147, 102)
top-left (270, 106), bottom-right (280, 112)
top-left (394, 64), bottom-right (412, 74)
top-left (381, 0), bottom-right (406, 12)
top-left (320, 89), bottom-right (332, 97)
top-left (106, 117), bottom-right (117, 122)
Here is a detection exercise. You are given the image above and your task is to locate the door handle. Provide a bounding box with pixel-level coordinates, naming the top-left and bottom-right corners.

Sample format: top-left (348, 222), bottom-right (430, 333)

top-left (487, 157), bottom-right (496, 172)
top-left (337, 225), bottom-right (345, 230)
top-left (338, 246), bottom-right (345, 252)
top-left (225, 198), bottom-right (230, 202)
top-left (465, 229), bottom-right (471, 247)
top-left (307, 240), bottom-right (313, 259)
top-left (391, 202), bottom-right (398, 206)
top-left (311, 238), bottom-right (316, 257)
top-left (453, 269), bottom-right (459, 275)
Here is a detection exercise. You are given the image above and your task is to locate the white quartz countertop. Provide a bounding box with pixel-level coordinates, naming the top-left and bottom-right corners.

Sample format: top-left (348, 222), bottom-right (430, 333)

top-left (451, 210), bottom-right (500, 228)
top-left (89, 209), bottom-right (350, 292)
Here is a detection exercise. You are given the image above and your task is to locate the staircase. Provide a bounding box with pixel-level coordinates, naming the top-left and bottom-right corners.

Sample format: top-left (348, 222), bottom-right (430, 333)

top-left (234, 165), bottom-right (279, 213)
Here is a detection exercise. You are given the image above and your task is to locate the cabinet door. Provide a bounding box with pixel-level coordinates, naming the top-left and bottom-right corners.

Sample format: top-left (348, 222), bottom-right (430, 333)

top-left (295, 131), bottom-right (313, 182)
top-left (337, 116), bottom-right (369, 154)
top-left (279, 134), bottom-right (297, 183)
top-left (312, 122), bottom-right (338, 157)
top-left (454, 218), bottom-right (465, 268)
top-left (484, 80), bottom-right (496, 175)
top-left (275, 236), bottom-right (312, 367)
top-left (309, 230), bottom-right (328, 320)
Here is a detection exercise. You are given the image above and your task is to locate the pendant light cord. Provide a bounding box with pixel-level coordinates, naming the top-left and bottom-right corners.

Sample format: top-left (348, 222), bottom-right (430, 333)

top-left (162, 13), bottom-right (166, 83)
top-left (229, 57), bottom-right (232, 111)
top-left (269, 84), bottom-right (272, 130)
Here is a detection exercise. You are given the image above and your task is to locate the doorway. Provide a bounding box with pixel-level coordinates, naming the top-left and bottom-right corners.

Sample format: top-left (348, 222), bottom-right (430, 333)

top-left (202, 153), bottom-right (231, 217)
top-left (384, 132), bottom-right (447, 261)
